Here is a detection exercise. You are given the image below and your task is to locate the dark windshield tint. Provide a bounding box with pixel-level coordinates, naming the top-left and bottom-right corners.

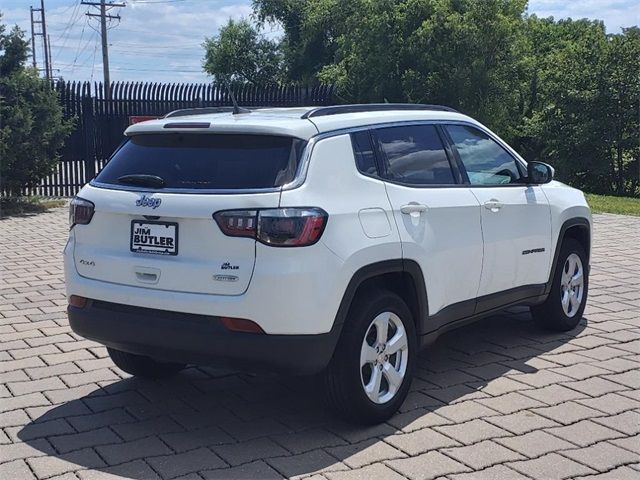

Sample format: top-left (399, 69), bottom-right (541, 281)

top-left (351, 131), bottom-right (378, 176)
top-left (95, 134), bottom-right (306, 190)
top-left (375, 125), bottom-right (455, 185)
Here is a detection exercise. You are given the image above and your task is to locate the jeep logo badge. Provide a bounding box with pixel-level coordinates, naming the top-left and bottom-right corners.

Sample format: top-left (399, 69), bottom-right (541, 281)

top-left (136, 195), bottom-right (161, 209)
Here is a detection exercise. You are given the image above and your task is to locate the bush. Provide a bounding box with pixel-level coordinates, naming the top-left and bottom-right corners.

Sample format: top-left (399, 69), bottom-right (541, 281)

top-left (0, 14), bottom-right (73, 196)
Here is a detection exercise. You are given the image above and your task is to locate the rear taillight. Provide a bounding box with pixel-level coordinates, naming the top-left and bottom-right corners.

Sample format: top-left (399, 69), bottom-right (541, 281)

top-left (213, 207), bottom-right (328, 247)
top-left (213, 210), bottom-right (257, 238)
top-left (69, 197), bottom-right (95, 228)
top-left (258, 208), bottom-right (328, 246)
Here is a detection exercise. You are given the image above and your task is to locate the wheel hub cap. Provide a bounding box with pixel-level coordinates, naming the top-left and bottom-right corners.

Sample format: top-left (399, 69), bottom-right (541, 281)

top-left (360, 311), bottom-right (409, 404)
top-left (560, 253), bottom-right (584, 318)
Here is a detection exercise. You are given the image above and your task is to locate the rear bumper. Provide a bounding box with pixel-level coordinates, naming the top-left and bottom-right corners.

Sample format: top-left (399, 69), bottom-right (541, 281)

top-left (68, 299), bottom-right (340, 374)
top-left (64, 232), bottom-right (349, 336)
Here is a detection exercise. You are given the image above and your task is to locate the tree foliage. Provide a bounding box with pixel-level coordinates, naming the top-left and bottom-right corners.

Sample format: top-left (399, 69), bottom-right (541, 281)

top-left (0, 13), bottom-right (73, 196)
top-left (229, 0), bottom-right (639, 196)
top-left (202, 19), bottom-right (283, 85)
top-left (512, 19), bottom-right (640, 195)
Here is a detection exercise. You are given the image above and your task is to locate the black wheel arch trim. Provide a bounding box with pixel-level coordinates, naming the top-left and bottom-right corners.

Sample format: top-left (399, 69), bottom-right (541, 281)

top-left (333, 259), bottom-right (429, 334)
top-left (545, 217), bottom-right (591, 295)
top-left (332, 216), bottom-right (590, 355)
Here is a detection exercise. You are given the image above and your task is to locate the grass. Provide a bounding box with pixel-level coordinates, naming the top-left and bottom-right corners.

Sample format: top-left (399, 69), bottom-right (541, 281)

top-left (2, 193), bottom-right (638, 218)
top-left (0, 196), bottom-right (67, 218)
top-left (586, 193), bottom-right (640, 217)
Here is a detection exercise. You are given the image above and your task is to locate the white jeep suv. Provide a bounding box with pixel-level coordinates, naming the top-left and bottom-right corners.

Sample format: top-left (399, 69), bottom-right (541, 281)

top-left (65, 104), bottom-right (591, 423)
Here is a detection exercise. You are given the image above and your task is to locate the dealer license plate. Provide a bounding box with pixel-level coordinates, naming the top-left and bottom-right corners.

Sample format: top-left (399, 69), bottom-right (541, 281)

top-left (130, 220), bottom-right (178, 255)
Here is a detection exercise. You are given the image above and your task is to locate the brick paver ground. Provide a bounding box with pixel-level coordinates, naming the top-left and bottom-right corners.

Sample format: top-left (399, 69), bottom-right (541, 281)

top-left (1, 207), bottom-right (639, 480)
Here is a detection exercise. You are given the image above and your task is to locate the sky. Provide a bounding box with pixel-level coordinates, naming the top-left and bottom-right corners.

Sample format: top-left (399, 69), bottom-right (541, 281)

top-left (1, 0), bottom-right (638, 84)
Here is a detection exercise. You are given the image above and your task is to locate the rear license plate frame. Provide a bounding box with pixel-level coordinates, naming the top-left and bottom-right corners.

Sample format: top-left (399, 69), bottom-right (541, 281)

top-left (130, 220), bottom-right (179, 256)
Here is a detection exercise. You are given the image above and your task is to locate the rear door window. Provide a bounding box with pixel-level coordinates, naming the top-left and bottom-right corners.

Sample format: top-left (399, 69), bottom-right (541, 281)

top-left (95, 134), bottom-right (306, 190)
top-left (374, 125), bottom-right (456, 185)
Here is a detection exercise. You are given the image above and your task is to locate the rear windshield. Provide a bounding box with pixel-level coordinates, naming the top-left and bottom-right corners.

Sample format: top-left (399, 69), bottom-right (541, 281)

top-left (95, 133), bottom-right (306, 190)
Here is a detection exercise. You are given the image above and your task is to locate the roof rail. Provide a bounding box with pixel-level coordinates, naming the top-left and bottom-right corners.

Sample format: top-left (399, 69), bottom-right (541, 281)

top-left (164, 106), bottom-right (259, 118)
top-left (301, 103), bottom-right (459, 119)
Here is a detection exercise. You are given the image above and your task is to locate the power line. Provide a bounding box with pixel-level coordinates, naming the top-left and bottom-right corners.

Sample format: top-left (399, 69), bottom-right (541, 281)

top-left (90, 38), bottom-right (100, 81)
top-left (110, 41), bottom-right (202, 48)
top-left (104, 26), bottom-right (199, 39)
top-left (52, 1), bottom-right (83, 58)
top-left (70, 17), bottom-right (88, 69)
top-left (55, 63), bottom-right (203, 73)
top-left (110, 48), bottom-right (202, 57)
top-left (71, 23), bottom-right (100, 75)
top-left (59, 58), bottom-right (199, 68)
top-left (130, 0), bottom-right (187, 4)
top-left (81, 1), bottom-right (125, 96)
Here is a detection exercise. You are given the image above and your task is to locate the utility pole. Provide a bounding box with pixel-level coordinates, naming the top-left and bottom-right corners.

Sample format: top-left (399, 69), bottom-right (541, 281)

top-left (29, 7), bottom-right (37, 69)
top-left (82, 1), bottom-right (125, 100)
top-left (99, 0), bottom-right (110, 95)
top-left (47, 34), bottom-right (53, 79)
top-left (30, 1), bottom-right (51, 79)
top-left (40, 0), bottom-right (50, 80)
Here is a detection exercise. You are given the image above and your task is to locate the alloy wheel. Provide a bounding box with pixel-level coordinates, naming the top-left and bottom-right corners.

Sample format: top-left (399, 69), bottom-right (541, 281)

top-left (360, 311), bottom-right (409, 404)
top-left (560, 253), bottom-right (584, 318)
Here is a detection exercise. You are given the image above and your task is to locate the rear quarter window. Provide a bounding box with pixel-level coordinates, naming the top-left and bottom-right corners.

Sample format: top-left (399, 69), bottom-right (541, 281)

top-left (351, 130), bottom-right (378, 176)
top-left (95, 134), bottom-right (306, 190)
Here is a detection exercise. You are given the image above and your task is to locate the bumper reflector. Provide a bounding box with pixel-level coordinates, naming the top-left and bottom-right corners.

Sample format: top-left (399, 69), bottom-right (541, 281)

top-left (69, 295), bottom-right (88, 308)
top-left (221, 317), bottom-right (265, 334)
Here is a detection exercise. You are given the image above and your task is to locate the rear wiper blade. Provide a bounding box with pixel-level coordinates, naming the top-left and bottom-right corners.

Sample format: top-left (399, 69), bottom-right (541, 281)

top-left (117, 174), bottom-right (165, 188)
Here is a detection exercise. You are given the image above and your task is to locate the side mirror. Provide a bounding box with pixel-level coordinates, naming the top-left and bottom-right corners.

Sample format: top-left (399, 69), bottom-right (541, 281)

top-left (527, 161), bottom-right (554, 184)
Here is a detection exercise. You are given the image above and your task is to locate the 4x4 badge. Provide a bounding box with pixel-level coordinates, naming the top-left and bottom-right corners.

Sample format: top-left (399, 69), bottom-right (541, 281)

top-left (136, 195), bottom-right (161, 209)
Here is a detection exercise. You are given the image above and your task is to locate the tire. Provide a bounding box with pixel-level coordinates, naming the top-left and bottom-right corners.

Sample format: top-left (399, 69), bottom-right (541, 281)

top-left (531, 237), bottom-right (588, 331)
top-left (107, 348), bottom-right (186, 379)
top-left (323, 289), bottom-right (417, 424)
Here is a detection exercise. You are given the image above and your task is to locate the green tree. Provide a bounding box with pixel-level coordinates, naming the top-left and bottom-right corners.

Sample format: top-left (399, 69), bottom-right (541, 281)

top-left (0, 13), bottom-right (73, 196)
top-left (322, 1), bottom-right (526, 128)
top-left (206, 2), bottom-right (640, 197)
top-left (254, 0), bottom-right (528, 130)
top-left (253, 0), bottom-right (358, 83)
top-left (202, 19), bottom-right (283, 85)
top-left (513, 18), bottom-right (640, 196)
top-left (601, 27), bottom-right (640, 195)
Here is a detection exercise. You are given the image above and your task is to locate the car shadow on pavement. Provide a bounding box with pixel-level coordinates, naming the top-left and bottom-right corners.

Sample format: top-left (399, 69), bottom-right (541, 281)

top-left (0, 201), bottom-right (67, 220)
top-left (19, 307), bottom-right (586, 479)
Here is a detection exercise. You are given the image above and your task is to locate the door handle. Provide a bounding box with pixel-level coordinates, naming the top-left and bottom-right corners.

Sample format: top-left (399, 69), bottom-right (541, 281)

top-left (484, 199), bottom-right (503, 212)
top-left (136, 272), bottom-right (158, 283)
top-left (400, 202), bottom-right (428, 216)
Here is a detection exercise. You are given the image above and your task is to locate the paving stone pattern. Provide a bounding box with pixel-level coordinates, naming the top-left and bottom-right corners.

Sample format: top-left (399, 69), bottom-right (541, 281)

top-left (1, 208), bottom-right (639, 479)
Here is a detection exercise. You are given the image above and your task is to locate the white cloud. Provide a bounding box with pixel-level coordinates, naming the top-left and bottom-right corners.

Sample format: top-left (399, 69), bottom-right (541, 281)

top-left (2, 0), bottom-right (252, 82)
top-left (528, 0), bottom-right (639, 33)
top-left (2, 0), bottom-right (638, 83)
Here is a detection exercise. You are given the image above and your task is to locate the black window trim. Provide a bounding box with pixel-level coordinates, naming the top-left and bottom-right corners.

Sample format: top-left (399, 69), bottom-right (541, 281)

top-left (350, 130), bottom-right (383, 180)
top-left (345, 119), bottom-right (529, 190)
top-left (435, 124), bottom-right (466, 185)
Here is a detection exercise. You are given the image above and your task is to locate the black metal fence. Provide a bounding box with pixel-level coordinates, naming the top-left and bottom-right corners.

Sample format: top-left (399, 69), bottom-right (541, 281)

top-left (24, 80), bottom-right (336, 197)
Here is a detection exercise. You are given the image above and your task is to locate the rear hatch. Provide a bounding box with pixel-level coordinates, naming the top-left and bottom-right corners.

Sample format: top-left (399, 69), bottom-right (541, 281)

top-left (72, 132), bottom-right (306, 295)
